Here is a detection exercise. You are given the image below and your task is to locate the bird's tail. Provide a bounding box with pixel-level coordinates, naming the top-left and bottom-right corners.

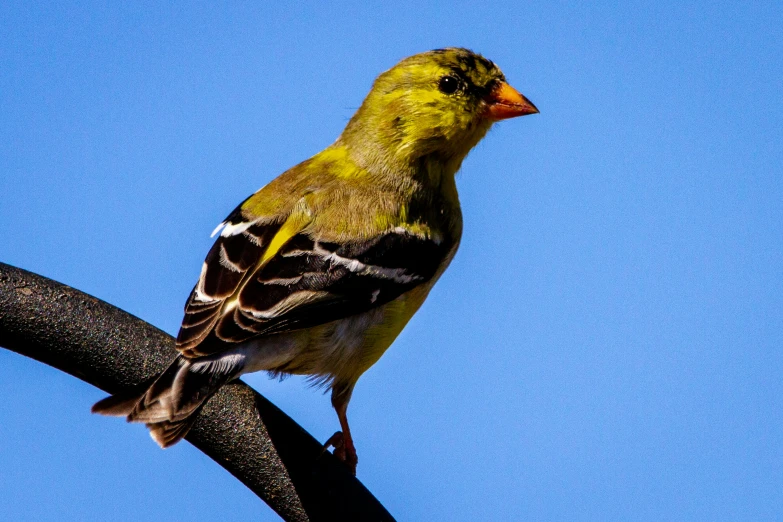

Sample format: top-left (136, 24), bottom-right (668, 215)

top-left (92, 353), bottom-right (244, 448)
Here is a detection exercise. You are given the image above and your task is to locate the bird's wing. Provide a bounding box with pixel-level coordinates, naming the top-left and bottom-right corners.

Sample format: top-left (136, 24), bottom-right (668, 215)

top-left (176, 200), bottom-right (449, 358)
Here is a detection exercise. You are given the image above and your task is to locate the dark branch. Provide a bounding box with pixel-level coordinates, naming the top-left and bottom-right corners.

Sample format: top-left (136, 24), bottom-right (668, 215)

top-left (0, 263), bottom-right (395, 522)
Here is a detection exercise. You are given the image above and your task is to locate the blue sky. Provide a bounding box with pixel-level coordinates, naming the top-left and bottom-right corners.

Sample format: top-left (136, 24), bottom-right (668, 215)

top-left (1, 1), bottom-right (781, 520)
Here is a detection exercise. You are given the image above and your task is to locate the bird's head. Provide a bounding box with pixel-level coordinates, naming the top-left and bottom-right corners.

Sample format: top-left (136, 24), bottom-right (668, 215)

top-left (339, 48), bottom-right (538, 179)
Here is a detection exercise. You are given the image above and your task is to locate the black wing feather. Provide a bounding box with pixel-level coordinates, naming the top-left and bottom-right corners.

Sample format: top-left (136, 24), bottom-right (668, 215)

top-left (177, 227), bottom-right (449, 357)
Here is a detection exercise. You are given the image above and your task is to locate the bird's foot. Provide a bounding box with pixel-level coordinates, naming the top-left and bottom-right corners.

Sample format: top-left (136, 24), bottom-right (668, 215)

top-left (322, 431), bottom-right (357, 475)
top-left (323, 430), bottom-right (347, 460)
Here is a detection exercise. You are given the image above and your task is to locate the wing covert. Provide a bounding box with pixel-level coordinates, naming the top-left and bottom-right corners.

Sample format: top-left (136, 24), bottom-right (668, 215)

top-left (178, 225), bottom-right (449, 357)
top-left (175, 208), bottom-right (281, 352)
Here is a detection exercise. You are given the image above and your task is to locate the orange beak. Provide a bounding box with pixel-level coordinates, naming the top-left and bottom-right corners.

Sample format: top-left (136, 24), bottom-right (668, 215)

top-left (483, 81), bottom-right (539, 120)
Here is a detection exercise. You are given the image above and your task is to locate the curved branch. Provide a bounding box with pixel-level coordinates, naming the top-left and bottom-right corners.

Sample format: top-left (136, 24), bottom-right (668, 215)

top-left (0, 263), bottom-right (394, 522)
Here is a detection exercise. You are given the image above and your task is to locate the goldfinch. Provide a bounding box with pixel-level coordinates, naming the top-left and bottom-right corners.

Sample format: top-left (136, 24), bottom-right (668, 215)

top-left (93, 48), bottom-right (538, 474)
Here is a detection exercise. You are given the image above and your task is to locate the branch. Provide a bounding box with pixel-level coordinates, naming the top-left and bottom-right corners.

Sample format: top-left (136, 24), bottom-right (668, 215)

top-left (0, 263), bottom-right (394, 522)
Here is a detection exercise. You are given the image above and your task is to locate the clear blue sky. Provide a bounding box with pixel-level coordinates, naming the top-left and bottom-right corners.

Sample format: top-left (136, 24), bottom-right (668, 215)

top-left (1, 2), bottom-right (781, 520)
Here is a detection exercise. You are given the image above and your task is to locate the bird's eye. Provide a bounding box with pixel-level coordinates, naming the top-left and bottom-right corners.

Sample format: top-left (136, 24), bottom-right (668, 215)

top-left (438, 75), bottom-right (461, 95)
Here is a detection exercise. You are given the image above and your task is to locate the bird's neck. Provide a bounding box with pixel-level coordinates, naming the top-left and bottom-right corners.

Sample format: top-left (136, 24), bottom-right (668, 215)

top-left (335, 133), bottom-right (465, 194)
top-left (334, 138), bottom-right (464, 243)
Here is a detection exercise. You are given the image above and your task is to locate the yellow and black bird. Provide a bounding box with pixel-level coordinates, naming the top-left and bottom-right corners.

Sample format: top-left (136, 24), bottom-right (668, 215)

top-left (93, 47), bottom-right (538, 474)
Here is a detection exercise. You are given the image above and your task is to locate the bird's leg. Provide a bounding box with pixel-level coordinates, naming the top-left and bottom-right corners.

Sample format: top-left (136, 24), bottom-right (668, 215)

top-left (324, 386), bottom-right (357, 474)
top-left (335, 401), bottom-right (358, 474)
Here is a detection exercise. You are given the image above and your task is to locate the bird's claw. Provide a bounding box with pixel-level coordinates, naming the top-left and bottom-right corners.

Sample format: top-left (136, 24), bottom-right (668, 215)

top-left (322, 431), bottom-right (346, 460)
top-left (321, 431), bottom-right (357, 474)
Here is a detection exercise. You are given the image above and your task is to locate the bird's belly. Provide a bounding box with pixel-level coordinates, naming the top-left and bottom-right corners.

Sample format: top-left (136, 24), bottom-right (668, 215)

top-left (241, 284), bottom-right (433, 385)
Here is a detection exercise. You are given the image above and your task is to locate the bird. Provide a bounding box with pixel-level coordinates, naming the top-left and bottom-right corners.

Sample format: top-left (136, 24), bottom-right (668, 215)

top-left (92, 47), bottom-right (538, 474)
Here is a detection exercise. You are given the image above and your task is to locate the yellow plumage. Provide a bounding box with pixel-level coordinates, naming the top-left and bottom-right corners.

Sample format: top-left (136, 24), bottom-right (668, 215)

top-left (92, 47), bottom-right (537, 474)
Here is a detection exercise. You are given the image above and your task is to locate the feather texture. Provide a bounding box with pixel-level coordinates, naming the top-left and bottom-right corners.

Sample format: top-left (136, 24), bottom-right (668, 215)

top-left (92, 48), bottom-right (537, 473)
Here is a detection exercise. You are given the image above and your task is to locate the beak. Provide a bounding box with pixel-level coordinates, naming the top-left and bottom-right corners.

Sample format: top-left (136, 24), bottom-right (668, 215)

top-left (483, 81), bottom-right (539, 120)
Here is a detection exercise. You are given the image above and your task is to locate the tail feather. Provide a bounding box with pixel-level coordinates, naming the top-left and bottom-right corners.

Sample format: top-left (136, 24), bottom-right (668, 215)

top-left (92, 353), bottom-right (244, 447)
top-left (147, 414), bottom-right (202, 449)
top-left (91, 377), bottom-right (157, 416)
top-left (128, 358), bottom-right (188, 424)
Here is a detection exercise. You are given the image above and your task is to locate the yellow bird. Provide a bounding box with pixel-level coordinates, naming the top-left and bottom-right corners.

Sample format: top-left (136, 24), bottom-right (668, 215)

top-left (93, 48), bottom-right (538, 474)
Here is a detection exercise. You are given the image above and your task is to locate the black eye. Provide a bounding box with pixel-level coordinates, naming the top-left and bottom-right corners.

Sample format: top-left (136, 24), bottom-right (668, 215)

top-left (438, 75), bottom-right (460, 94)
